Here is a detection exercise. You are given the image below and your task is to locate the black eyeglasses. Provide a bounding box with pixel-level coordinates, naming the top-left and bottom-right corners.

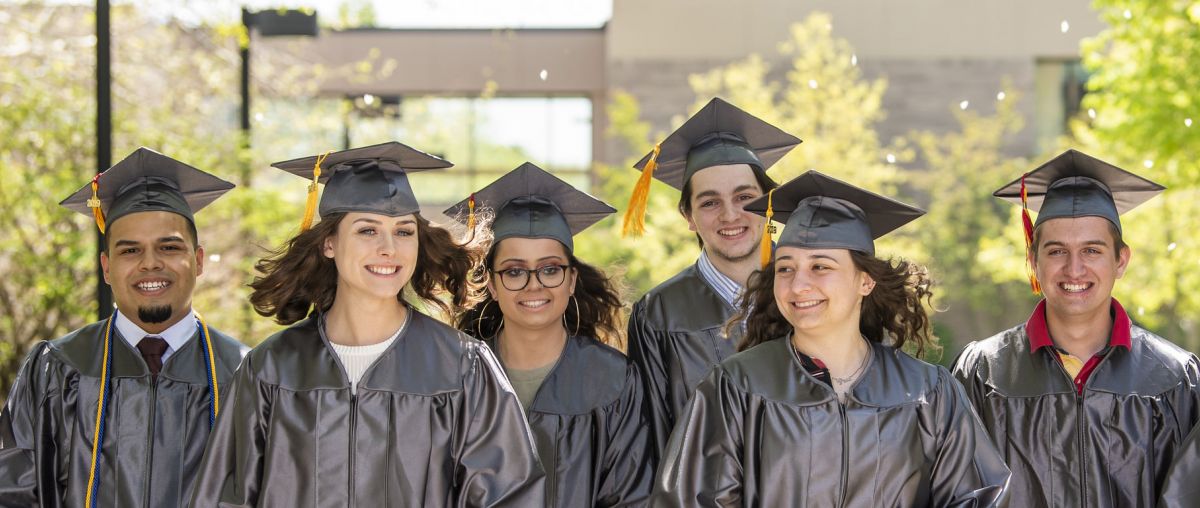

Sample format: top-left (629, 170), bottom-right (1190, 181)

top-left (492, 264), bottom-right (571, 291)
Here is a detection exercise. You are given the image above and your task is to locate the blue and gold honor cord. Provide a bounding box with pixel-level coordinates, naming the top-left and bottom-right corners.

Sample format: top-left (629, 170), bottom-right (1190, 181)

top-left (84, 313), bottom-right (221, 507)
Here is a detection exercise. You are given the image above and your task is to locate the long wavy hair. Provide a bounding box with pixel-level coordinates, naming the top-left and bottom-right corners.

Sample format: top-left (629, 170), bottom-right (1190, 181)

top-left (453, 242), bottom-right (626, 348)
top-left (729, 250), bottom-right (936, 357)
top-left (249, 212), bottom-right (484, 324)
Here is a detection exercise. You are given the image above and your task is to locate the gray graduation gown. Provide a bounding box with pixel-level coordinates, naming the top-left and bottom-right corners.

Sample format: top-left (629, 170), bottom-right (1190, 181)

top-left (1159, 422), bottom-right (1200, 507)
top-left (189, 312), bottom-right (545, 507)
top-left (627, 263), bottom-right (738, 452)
top-left (653, 337), bottom-right (1010, 507)
top-left (0, 319), bottom-right (245, 508)
top-left (484, 335), bottom-right (655, 507)
top-left (953, 323), bottom-right (1200, 508)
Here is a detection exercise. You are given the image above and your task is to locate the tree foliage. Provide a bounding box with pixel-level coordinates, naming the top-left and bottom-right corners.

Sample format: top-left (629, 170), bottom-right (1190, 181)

top-left (1074, 0), bottom-right (1200, 348)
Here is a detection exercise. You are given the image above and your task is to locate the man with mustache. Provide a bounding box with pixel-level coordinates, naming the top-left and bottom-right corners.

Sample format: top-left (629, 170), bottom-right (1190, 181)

top-left (0, 148), bottom-right (246, 507)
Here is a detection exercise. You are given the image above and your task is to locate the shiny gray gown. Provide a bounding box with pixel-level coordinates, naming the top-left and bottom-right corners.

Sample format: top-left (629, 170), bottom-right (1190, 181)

top-left (627, 264), bottom-right (738, 452)
top-left (0, 319), bottom-right (245, 508)
top-left (953, 322), bottom-right (1200, 508)
top-left (189, 311), bottom-right (545, 507)
top-left (483, 335), bottom-right (655, 507)
top-left (653, 337), bottom-right (1010, 507)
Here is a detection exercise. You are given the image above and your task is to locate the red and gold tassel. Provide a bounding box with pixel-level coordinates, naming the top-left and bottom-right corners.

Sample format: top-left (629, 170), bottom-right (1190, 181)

top-left (88, 174), bottom-right (106, 234)
top-left (1020, 173), bottom-right (1041, 294)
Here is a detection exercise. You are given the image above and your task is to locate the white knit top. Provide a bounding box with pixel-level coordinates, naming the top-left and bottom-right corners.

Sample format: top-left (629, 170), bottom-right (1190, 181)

top-left (329, 324), bottom-right (404, 394)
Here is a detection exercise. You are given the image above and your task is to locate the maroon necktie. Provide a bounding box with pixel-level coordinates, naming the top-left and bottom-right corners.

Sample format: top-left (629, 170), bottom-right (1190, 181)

top-left (137, 336), bottom-right (169, 377)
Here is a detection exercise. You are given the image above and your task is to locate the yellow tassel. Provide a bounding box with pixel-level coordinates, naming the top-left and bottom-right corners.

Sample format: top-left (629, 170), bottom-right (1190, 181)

top-left (621, 143), bottom-right (661, 237)
top-left (760, 188), bottom-right (776, 268)
top-left (467, 193), bottom-right (476, 230)
top-left (299, 151), bottom-right (331, 231)
top-left (88, 175), bottom-right (106, 234)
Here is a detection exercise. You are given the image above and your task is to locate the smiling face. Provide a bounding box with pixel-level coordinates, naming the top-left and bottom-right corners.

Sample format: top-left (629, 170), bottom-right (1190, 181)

top-left (323, 212), bottom-right (419, 304)
top-left (684, 163), bottom-right (768, 265)
top-left (101, 211), bottom-right (203, 334)
top-left (772, 247), bottom-right (875, 337)
top-left (1032, 216), bottom-right (1130, 319)
top-left (487, 237), bottom-right (578, 336)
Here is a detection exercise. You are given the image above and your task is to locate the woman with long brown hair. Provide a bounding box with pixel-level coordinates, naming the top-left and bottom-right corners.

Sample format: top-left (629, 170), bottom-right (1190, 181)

top-left (190, 143), bottom-right (544, 506)
top-left (448, 163), bottom-right (655, 507)
top-left (652, 171), bottom-right (1009, 507)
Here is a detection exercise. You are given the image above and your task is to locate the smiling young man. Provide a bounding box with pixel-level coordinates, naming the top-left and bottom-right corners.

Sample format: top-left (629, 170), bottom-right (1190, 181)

top-left (952, 149), bottom-right (1200, 508)
top-left (624, 98), bottom-right (801, 452)
top-left (0, 148), bottom-right (247, 507)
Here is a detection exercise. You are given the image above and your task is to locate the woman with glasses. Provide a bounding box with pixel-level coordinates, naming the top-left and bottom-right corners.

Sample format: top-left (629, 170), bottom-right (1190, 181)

top-left (652, 171), bottom-right (1009, 507)
top-left (449, 163), bottom-right (655, 507)
top-left (190, 143), bottom-right (545, 506)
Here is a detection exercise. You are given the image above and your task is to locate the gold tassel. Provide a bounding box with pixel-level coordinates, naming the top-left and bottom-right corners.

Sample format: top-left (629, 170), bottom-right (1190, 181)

top-left (759, 188), bottom-right (776, 268)
top-left (88, 174), bottom-right (106, 234)
top-left (621, 143), bottom-right (661, 237)
top-left (467, 193), bottom-right (476, 230)
top-left (299, 151), bottom-right (331, 231)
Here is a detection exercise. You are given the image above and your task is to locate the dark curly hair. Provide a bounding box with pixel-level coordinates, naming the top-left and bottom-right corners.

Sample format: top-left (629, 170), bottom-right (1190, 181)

top-left (729, 251), bottom-right (936, 357)
top-left (249, 213), bottom-right (484, 324)
top-left (453, 242), bottom-right (626, 349)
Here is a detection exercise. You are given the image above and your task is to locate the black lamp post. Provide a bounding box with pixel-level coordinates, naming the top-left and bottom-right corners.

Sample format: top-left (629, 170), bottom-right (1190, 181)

top-left (240, 8), bottom-right (319, 149)
top-left (96, 0), bottom-right (112, 319)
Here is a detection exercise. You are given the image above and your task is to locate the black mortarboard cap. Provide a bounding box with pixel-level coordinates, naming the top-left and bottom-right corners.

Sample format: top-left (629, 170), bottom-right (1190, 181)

top-left (744, 171), bottom-right (924, 259)
top-left (622, 98), bottom-right (801, 236)
top-left (60, 147), bottom-right (234, 233)
top-left (993, 149), bottom-right (1164, 234)
top-left (633, 98), bottom-right (801, 189)
top-left (444, 162), bottom-right (615, 252)
top-left (271, 141), bottom-right (452, 228)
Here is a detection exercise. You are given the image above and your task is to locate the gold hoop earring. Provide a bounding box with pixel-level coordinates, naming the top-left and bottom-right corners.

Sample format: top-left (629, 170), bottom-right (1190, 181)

top-left (476, 300), bottom-right (502, 339)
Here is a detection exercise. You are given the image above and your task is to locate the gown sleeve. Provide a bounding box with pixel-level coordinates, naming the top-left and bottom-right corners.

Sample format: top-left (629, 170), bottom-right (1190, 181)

top-left (453, 344), bottom-right (545, 508)
top-left (626, 301), bottom-right (673, 453)
top-left (1159, 422), bottom-right (1200, 507)
top-left (1157, 357), bottom-right (1200, 507)
top-left (0, 344), bottom-right (51, 508)
top-left (594, 364), bottom-right (655, 507)
top-left (928, 367), bottom-right (1010, 508)
top-left (188, 356), bottom-right (272, 508)
top-left (650, 368), bottom-right (744, 508)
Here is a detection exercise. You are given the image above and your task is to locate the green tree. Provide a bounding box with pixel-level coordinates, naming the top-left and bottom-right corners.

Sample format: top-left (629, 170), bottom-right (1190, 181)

top-left (906, 88), bottom-right (1039, 356)
top-left (0, 1), bottom-right (366, 397)
top-left (1074, 0), bottom-right (1200, 349)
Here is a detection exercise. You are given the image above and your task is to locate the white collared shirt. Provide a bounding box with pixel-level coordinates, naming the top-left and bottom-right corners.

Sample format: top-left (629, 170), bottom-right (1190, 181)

top-left (696, 250), bottom-right (743, 308)
top-left (115, 309), bottom-right (197, 364)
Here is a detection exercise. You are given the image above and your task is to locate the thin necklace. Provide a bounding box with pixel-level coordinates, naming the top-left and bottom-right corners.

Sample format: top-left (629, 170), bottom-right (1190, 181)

top-left (831, 336), bottom-right (870, 385)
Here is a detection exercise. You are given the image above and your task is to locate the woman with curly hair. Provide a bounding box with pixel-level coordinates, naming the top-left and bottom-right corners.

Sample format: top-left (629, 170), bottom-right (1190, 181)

top-left (652, 171), bottom-right (1009, 507)
top-left (448, 163), bottom-right (655, 507)
top-left (190, 143), bottom-right (544, 507)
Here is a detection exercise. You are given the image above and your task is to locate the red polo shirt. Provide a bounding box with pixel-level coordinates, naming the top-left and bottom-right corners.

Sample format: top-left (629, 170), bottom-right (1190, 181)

top-left (1026, 298), bottom-right (1133, 394)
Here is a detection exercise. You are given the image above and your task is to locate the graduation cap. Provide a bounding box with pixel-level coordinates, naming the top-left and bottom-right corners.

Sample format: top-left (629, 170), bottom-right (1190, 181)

top-left (622, 97), bottom-right (802, 236)
top-left (60, 147), bottom-right (234, 234)
top-left (271, 141), bottom-right (453, 230)
top-left (444, 162), bottom-right (615, 252)
top-left (994, 148), bottom-right (1165, 294)
top-left (743, 171), bottom-right (924, 265)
